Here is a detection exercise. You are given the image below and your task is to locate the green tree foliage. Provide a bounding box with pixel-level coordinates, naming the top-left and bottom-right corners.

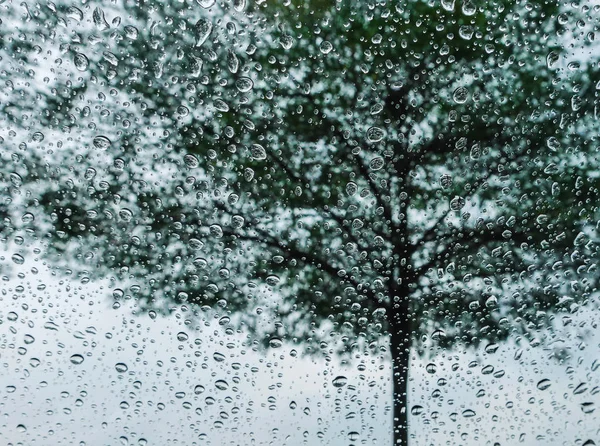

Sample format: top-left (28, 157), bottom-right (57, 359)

top-left (1, 0), bottom-right (599, 444)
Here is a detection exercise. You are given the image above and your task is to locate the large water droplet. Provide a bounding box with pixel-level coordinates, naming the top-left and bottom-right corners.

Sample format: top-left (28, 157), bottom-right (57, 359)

top-left (269, 337), bottom-right (283, 348)
top-left (453, 86), bottom-right (469, 104)
top-left (70, 354), bottom-right (85, 365)
top-left (369, 157), bottom-right (384, 171)
top-left (115, 362), bottom-right (129, 373)
top-left (332, 376), bottom-right (348, 388)
top-left (11, 253), bottom-right (25, 265)
top-left (235, 77), bottom-right (254, 93)
top-left (227, 50), bottom-right (239, 74)
top-left (537, 379), bottom-right (551, 391)
top-left (93, 136), bottom-right (112, 150)
top-left (195, 18), bottom-right (212, 47)
top-left (197, 0), bottom-right (215, 7)
top-left (215, 379), bottom-right (229, 390)
top-left (366, 126), bottom-right (385, 142)
top-left (250, 144), bottom-right (267, 160)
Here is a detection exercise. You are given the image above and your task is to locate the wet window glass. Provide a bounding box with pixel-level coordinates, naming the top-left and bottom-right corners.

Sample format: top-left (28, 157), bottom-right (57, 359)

top-left (1, 0), bottom-right (599, 445)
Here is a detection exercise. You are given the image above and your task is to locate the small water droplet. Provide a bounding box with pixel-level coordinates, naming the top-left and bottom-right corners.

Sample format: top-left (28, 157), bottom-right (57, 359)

top-left (32, 131), bottom-right (45, 142)
top-left (213, 352), bottom-right (226, 362)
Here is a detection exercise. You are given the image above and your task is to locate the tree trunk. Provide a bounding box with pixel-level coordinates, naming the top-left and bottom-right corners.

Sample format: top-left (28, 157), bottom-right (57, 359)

top-left (390, 318), bottom-right (411, 445)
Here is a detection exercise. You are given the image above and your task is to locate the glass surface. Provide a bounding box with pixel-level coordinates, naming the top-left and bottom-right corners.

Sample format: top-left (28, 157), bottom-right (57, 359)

top-left (1, 0), bottom-right (599, 445)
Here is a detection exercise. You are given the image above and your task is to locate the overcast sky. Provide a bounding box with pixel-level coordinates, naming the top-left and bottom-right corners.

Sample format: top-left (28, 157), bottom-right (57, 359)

top-left (1, 246), bottom-right (599, 446)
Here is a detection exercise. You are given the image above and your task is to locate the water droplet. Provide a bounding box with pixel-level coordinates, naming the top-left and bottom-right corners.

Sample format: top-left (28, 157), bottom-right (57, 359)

top-left (462, 409), bottom-right (476, 418)
top-left (16, 424), bottom-right (27, 433)
top-left (44, 321), bottom-right (59, 331)
top-left (574, 383), bottom-right (588, 395)
top-left (450, 196), bottom-right (466, 211)
top-left (11, 253), bottom-right (25, 265)
top-left (441, 0), bottom-right (455, 11)
top-left (177, 332), bottom-right (189, 342)
top-left (439, 174), bottom-right (453, 189)
top-left (197, 0), bottom-right (215, 7)
top-left (453, 86), bottom-right (469, 104)
top-left (546, 136), bottom-right (560, 151)
top-left (93, 7), bottom-right (110, 30)
top-left (411, 405), bottom-right (424, 415)
top-left (227, 50), bottom-right (239, 73)
top-left (279, 34), bottom-right (294, 50)
top-left (209, 224), bottom-right (223, 238)
top-left (370, 103), bottom-right (383, 115)
top-left (369, 157), bottom-right (384, 171)
top-left (426, 363), bottom-right (437, 374)
top-left (581, 402), bottom-right (595, 414)
top-left (537, 379), bottom-right (551, 391)
top-left (233, 0), bottom-right (246, 11)
top-left (348, 431), bottom-right (360, 441)
top-left (183, 154), bottom-right (199, 168)
top-left (195, 18), bottom-right (212, 47)
top-left (266, 275), bottom-right (280, 286)
top-left (214, 99), bottom-right (229, 112)
top-left (215, 379), bottom-right (229, 390)
top-left (70, 354), bottom-right (85, 365)
top-left (235, 77), bottom-right (254, 93)
top-left (213, 352), bottom-right (226, 362)
top-left (32, 131), bottom-right (44, 142)
top-left (332, 376), bottom-right (348, 388)
top-left (124, 25), bottom-right (138, 39)
top-left (484, 343), bottom-right (499, 354)
top-left (269, 337), bottom-right (283, 348)
top-left (93, 136), bottom-right (112, 150)
top-left (115, 363), bottom-right (128, 373)
top-left (346, 182), bottom-right (358, 196)
top-left (244, 167), bottom-right (255, 182)
top-left (366, 126), bottom-right (385, 142)
top-left (194, 385), bottom-right (205, 394)
top-left (547, 51), bottom-right (559, 69)
top-left (320, 41), bottom-right (333, 54)
top-left (118, 209), bottom-right (133, 222)
top-left (250, 144), bottom-right (267, 160)
top-left (231, 215), bottom-right (245, 229)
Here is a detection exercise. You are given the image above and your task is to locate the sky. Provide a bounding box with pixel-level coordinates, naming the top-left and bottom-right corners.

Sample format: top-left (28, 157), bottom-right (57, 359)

top-left (1, 246), bottom-right (599, 446)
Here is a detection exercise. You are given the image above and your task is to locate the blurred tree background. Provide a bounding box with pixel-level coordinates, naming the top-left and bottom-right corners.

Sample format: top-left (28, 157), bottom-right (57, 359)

top-left (1, 0), bottom-right (600, 444)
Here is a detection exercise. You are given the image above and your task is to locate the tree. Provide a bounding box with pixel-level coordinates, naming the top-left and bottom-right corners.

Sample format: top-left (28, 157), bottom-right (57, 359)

top-left (1, 0), bottom-right (599, 444)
